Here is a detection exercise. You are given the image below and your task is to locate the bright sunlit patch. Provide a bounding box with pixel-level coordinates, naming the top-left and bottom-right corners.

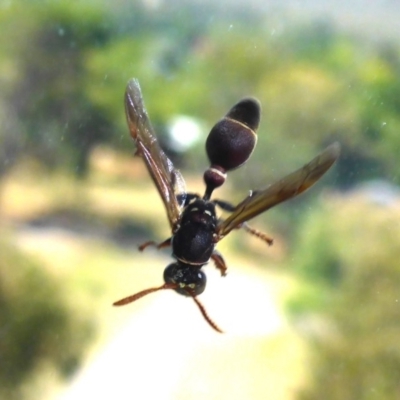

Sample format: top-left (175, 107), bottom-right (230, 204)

top-left (204, 267), bottom-right (285, 336)
top-left (168, 116), bottom-right (202, 152)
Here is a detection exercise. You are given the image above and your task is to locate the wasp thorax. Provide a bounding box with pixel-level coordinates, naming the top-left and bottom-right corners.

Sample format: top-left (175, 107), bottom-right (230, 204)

top-left (163, 263), bottom-right (206, 296)
top-left (205, 98), bottom-right (260, 173)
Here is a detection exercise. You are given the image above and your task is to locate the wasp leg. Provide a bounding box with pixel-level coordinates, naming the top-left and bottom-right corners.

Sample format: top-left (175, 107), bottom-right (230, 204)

top-left (138, 237), bottom-right (172, 252)
top-left (241, 223), bottom-right (273, 245)
top-left (214, 199), bottom-right (273, 245)
top-left (213, 199), bottom-right (235, 212)
top-left (211, 250), bottom-right (228, 276)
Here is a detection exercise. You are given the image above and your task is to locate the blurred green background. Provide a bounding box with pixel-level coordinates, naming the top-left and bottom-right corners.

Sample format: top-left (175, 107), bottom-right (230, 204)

top-left (1, 1), bottom-right (400, 399)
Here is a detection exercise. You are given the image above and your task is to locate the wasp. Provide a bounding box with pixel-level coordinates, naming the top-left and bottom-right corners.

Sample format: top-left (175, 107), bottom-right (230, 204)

top-left (114, 79), bottom-right (340, 332)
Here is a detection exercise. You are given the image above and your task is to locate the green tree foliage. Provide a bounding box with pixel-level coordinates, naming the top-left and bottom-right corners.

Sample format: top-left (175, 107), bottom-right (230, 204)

top-left (0, 237), bottom-right (94, 400)
top-left (288, 21), bottom-right (400, 186)
top-left (2, 1), bottom-right (400, 187)
top-left (288, 197), bottom-right (400, 400)
top-left (0, 2), bottom-right (113, 178)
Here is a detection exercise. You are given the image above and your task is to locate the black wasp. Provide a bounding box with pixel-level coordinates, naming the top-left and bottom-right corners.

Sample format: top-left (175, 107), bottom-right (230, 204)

top-left (114, 78), bottom-right (340, 333)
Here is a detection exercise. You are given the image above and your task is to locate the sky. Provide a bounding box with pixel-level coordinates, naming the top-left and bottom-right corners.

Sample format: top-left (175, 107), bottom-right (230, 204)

top-left (148, 0), bottom-right (400, 41)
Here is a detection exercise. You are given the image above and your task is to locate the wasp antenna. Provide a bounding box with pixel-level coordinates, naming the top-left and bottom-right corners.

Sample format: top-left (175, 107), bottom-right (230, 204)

top-left (113, 282), bottom-right (178, 306)
top-left (192, 296), bottom-right (224, 333)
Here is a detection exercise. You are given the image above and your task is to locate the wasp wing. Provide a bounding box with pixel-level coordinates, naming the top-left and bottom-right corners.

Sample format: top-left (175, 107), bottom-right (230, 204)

top-left (125, 79), bottom-right (185, 230)
top-left (216, 142), bottom-right (340, 238)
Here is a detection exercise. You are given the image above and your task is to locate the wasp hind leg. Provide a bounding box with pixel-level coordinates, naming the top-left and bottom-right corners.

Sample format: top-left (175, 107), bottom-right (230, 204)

top-left (211, 250), bottom-right (228, 276)
top-left (241, 223), bottom-right (273, 245)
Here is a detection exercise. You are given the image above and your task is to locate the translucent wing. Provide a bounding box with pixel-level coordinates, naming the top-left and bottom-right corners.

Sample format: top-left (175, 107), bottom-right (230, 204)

top-left (217, 142), bottom-right (340, 238)
top-left (125, 79), bottom-right (186, 230)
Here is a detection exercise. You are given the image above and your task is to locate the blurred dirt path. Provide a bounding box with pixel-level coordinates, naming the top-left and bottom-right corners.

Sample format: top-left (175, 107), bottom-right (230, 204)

top-left (14, 225), bottom-right (300, 400)
top-left (57, 268), bottom-right (288, 400)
